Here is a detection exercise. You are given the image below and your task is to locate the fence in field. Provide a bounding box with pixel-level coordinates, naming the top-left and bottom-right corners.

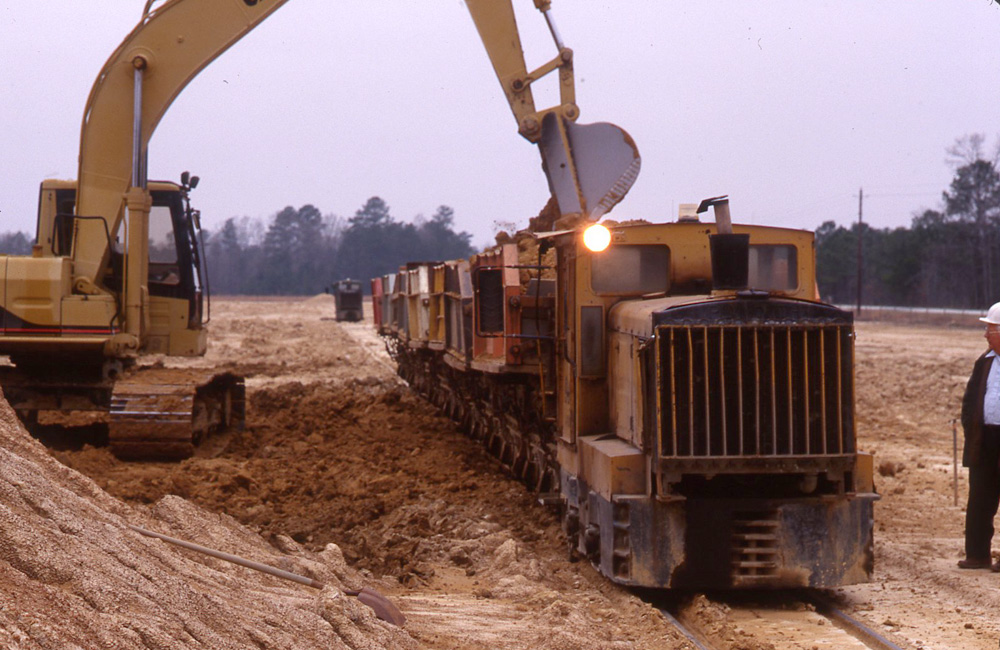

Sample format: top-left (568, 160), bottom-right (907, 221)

top-left (833, 304), bottom-right (985, 328)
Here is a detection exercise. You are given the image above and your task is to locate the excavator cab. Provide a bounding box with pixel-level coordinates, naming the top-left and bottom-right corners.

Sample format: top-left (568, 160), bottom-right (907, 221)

top-left (32, 176), bottom-right (208, 357)
top-left (1, 176), bottom-right (233, 461)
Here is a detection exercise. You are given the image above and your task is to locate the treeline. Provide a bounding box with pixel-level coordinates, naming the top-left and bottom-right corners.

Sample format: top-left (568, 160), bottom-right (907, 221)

top-left (205, 197), bottom-right (476, 295)
top-left (0, 196), bottom-right (477, 296)
top-left (817, 137), bottom-right (1000, 309)
top-left (3, 136), bottom-right (998, 307)
top-left (0, 232), bottom-right (32, 255)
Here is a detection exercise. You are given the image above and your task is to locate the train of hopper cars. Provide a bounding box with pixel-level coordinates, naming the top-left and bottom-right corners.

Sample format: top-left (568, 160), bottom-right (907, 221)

top-left (370, 201), bottom-right (877, 590)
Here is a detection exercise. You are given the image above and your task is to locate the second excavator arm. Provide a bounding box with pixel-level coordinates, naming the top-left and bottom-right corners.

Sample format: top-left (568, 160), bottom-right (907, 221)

top-left (464, 0), bottom-right (578, 142)
top-left (464, 0), bottom-right (641, 223)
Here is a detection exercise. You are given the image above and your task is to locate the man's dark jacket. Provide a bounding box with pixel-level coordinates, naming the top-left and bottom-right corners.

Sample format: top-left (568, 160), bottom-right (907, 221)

top-left (962, 351), bottom-right (994, 467)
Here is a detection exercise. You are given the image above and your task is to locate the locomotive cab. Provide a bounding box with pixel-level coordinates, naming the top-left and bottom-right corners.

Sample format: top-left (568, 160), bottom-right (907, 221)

top-left (553, 217), bottom-right (877, 589)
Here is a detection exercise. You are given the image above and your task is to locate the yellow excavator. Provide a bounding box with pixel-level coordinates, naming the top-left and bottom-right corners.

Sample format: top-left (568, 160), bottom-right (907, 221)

top-left (0, 0), bottom-right (639, 460)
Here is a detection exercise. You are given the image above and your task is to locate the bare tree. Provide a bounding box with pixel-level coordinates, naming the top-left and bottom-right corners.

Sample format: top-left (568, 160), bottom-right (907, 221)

top-left (946, 133), bottom-right (1000, 169)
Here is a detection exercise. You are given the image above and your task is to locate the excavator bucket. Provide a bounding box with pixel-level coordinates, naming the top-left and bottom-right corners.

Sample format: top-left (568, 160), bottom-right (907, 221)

top-left (538, 112), bottom-right (641, 221)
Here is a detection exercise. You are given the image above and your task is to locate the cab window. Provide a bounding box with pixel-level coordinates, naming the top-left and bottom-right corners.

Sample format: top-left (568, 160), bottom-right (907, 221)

top-left (749, 245), bottom-right (797, 291)
top-left (149, 205), bottom-right (177, 264)
top-left (591, 244), bottom-right (670, 295)
top-left (148, 204), bottom-right (181, 286)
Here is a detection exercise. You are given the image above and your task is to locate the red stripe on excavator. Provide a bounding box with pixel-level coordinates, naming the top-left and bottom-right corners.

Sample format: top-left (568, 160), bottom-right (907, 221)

top-left (2, 327), bottom-right (119, 335)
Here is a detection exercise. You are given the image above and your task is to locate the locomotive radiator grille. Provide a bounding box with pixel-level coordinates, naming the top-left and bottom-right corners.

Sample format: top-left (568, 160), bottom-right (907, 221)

top-left (656, 324), bottom-right (854, 460)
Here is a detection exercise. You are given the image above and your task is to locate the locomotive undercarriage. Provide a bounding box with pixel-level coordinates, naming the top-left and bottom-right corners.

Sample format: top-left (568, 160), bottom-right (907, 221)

top-left (384, 326), bottom-right (876, 590)
top-left (564, 474), bottom-right (876, 589)
top-left (392, 344), bottom-right (560, 496)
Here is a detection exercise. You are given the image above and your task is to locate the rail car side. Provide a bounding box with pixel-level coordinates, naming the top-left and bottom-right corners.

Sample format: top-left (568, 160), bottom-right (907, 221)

top-left (372, 213), bottom-right (877, 590)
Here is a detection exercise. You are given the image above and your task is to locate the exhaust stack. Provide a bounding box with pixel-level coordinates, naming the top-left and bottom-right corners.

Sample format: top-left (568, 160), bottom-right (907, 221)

top-left (698, 196), bottom-right (749, 291)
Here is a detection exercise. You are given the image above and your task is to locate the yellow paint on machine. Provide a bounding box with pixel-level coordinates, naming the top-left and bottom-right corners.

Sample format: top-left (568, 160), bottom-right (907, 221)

top-left (578, 434), bottom-right (646, 500)
top-left (4, 256), bottom-right (71, 328)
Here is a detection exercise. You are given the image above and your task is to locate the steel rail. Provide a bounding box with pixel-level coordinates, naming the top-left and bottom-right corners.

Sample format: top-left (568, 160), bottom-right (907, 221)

top-left (656, 607), bottom-right (715, 650)
top-left (803, 592), bottom-right (910, 650)
top-left (652, 591), bottom-right (911, 650)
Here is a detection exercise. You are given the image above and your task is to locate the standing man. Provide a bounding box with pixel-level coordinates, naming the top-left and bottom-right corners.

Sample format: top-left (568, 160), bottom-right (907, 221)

top-left (959, 302), bottom-right (1000, 571)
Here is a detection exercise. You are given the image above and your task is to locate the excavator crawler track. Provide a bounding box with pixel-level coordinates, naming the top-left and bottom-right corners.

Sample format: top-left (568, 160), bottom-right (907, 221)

top-left (109, 370), bottom-right (245, 461)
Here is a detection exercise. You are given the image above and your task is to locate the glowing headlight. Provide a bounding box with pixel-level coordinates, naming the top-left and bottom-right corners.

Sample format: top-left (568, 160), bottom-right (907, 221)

top-left (583, 223), bottom-right (611, 252)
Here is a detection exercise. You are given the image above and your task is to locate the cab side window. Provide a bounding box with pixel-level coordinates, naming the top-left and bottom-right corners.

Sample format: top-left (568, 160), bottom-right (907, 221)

top-left (149, 205), bottom-right (180, 285)
top-left (748, 245), bottom-right (797, 291)
top-left (591, 244), bottom-right (671, 295)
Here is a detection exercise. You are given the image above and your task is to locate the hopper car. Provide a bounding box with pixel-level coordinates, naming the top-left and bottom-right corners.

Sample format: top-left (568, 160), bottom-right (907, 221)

top-left (371, 200), bottom-right (877, 590)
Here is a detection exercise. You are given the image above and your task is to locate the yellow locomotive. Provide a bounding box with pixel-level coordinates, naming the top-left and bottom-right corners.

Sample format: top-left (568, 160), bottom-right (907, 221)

top-left (373, 198), bottom-right (877, 589)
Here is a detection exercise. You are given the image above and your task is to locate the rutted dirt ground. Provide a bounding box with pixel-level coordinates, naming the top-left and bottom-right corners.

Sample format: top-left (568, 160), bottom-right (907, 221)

top-left (7, 295), bottom-right (1000, 648)
top-left (31, 296), bottom-right (685, 650)
top-left (839, 320), bottom-right (1000, 650)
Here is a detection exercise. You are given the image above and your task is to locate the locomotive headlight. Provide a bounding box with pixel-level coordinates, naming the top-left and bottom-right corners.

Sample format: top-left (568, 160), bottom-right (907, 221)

top-left (583, 223), bottom-right (611, 252)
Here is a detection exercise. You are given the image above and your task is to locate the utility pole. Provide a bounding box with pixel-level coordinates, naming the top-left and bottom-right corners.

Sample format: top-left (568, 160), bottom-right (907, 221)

top-left (856, 188), bottom-right (863, 316)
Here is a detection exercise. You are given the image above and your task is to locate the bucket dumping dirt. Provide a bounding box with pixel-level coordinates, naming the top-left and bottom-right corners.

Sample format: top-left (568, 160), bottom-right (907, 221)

top-left (0, 394), bottom-right (413, 650)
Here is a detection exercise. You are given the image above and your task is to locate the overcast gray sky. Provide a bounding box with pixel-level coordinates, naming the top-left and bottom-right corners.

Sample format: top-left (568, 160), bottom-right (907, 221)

top-left (1, 1), bottom-right (998, 248)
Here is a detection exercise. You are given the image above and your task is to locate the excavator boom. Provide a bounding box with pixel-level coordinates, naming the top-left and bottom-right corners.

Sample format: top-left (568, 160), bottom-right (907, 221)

top-left (74, 0), bottom-right (289, 287)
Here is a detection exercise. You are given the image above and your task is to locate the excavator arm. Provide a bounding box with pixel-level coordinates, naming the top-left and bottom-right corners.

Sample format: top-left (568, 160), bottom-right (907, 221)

top-left (73, 0), bottom-right (289, 289)
top-left (464, 0), bottom-right (578, 142)
top-left (68, 0), bottom-right (638, 342)
top-left (464, 0), bottom-right (641, 222)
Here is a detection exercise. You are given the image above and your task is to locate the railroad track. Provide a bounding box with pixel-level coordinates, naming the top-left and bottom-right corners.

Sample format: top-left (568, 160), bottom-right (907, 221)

top-left (336, 318), bottom-right (404, 379)
top-left (653, 591), bottom-right (911, 650)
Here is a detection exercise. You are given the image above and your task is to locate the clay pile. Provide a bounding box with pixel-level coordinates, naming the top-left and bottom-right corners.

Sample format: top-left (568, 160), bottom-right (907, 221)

top-left (0, 395), bottom-right (413, 649)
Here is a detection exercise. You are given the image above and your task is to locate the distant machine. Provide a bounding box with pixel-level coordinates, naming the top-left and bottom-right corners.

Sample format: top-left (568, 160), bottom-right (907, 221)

top-left (330, 279), bottom-right (364, 322)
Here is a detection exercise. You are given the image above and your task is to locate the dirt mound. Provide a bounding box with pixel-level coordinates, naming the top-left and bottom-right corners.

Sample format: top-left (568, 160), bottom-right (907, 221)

top-left (19, 296), bottom-right (1000, 648)
top-left (0, 393), bottom-right (411, 649)
top-left (55, 379), bottom-right (562, 583)
top-left (46, 298), bottom-right (690, 648)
